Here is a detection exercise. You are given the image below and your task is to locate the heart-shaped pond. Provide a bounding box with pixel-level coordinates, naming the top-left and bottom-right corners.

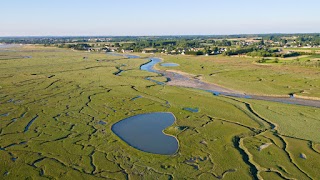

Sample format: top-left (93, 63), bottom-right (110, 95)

top-left (111, 112), bottom-right (179, 155)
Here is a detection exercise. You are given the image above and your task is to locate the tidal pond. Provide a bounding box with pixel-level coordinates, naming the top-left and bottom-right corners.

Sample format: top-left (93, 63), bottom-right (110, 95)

top-left (112, 112), bottom-right (178, 155)
top-left (161, 63), bottom-right (179, 67)
top-left (106, 52), bottom-right (140, 59)
top-left (183, 107), bottom-right (199, 113)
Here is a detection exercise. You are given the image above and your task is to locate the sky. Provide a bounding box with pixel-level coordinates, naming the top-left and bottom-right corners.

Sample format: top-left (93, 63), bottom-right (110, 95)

top-left (1, 0), bottom-right (320, 36)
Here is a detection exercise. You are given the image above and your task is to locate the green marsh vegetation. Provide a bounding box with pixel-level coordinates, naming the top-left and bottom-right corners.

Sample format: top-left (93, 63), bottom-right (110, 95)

top-left (0, 46), bottom-right (319, 179)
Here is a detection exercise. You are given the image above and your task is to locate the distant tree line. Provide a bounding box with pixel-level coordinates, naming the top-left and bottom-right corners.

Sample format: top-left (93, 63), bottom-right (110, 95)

top-left (1, 34), bottom-right (320, 57)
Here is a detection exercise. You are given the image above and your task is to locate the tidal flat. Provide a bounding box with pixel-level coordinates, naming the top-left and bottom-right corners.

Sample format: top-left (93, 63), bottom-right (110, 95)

top-left (0, 45), bottom-right (319, 179)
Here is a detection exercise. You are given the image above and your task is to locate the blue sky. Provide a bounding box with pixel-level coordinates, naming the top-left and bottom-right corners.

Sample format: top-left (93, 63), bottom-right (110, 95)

top-left (1, 0), bottom-right (319, 36)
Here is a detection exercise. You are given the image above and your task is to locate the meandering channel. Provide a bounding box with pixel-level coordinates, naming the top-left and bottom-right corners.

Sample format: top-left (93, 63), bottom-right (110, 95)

top-left (141, 57), bottom-right (320, 108)
top-left (105, 53), bottom-right (320, 108)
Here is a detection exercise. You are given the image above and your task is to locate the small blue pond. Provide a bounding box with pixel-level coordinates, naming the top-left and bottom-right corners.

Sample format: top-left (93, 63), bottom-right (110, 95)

top-left (98, 121), bottom-right (107, 125)
top-left (145, 77), bottom-right (165, 85)
top-left (131, 95), bottom-right (143, 101)
top-left (111, 112), bottom-right (178, 155)
top-left (161, 63), bottom-right (179, 67)
top-left (0, 113), bottom-right (10, 117)
top-left (183, 107), bottom-right (199, 113)
top-left (125, 55), bottom-right (140, 59)
top-left (106, 52), bottom-right (140, 59)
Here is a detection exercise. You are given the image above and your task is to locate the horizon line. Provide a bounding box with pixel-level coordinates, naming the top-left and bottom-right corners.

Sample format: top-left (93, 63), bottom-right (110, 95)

top-left (1, 32), bottom-right (320, 38)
